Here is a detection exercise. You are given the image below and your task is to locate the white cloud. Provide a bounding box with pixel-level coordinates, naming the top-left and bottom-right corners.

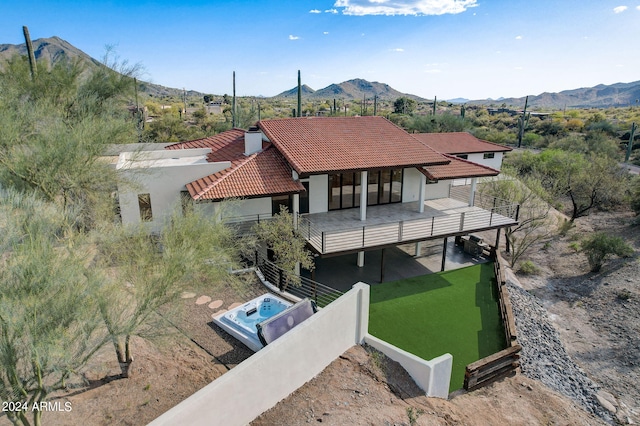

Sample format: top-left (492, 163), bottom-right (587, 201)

top-left (334, 0), bottom-right (478, 16)
top-left (424, 69), bottom-right (442, 74)
top-left (637, 5), bottom-right (640, 10)
top-left (613, 5), bottom-right (627, 13)
top-left (515, 35), bottom-right (522, 40)
top-left (325, 8), bottom-right (338, 13)
top-left (309, 9), bottom-right (321, 13)
top-left (289, 35), bottom-right (300, 40)
top-left (323, 31), bottom-right (330, 35)
top-left (390, 48), bottom-right (404, 52)
top-left (514, 66), bottom-right (523, 70)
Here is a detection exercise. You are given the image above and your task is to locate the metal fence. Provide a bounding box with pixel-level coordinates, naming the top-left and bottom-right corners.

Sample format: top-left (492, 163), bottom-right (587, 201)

top-left (254, 252), bottom-right (343, 308)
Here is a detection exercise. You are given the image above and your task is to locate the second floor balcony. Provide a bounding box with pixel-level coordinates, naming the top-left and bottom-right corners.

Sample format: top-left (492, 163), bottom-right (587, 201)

top-left (298, 193), bottom-right (519, 255)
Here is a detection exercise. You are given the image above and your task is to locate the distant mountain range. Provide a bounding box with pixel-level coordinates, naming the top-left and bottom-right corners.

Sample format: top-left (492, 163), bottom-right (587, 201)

top-left (468, 81), bottom-right (640, 109)
top-left (2, 36), bottom-right (639, 109)
top-left (273, 78), bottom-right (427, 102)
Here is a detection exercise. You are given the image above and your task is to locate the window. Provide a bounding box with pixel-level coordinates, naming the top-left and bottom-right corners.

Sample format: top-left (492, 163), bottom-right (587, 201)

top-left (456, 154), bottom-right (468, 160)
top-left (272, 195), bottom-right (292, 215)
top-left (483, 152), bottom-right (495, 159)
top-left (138, 193), bottom-right (152, 222)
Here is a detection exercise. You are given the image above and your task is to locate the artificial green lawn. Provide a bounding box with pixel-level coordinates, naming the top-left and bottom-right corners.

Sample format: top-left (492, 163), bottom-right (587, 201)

top-left (368, 263), bottom-right (506, 392)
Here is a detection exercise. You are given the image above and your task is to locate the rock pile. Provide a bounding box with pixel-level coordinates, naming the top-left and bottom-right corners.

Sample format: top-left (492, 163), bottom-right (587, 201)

top-left (506, 279), bottom-right (613, 423)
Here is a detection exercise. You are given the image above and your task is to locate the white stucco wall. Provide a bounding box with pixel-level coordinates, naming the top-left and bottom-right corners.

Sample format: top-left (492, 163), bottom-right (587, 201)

top-left (364, 334), bottom-right (452, 399)
top-left (464, 152), bottom-right (504, 170)
top-left (424, 180), bottom-right (450, 200)
top-left (308, 174), bottom-right (328, 214)
top-left (117, 149), bottom-right (230, 231)
top-left (194, 198), bottom-right (273, 221)
top-left (402, 167), bottom-right (423, 203)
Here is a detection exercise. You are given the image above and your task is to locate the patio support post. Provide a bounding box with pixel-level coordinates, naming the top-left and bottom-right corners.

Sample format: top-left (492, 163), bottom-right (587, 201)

top-left (469, 177), bottom-right (477, 207)
top-left (495, 228), bottom-right (501, 250)
top-left (418, 173), bottom-right (426, 213)
top-left (415, 242), bottom-right (422, 256)
top-left (357, 251), bottom-right (365, 267)
top-left (441, 237), bottom-right (448, 272)
top-left (360, 171), bottom-right (368, 221)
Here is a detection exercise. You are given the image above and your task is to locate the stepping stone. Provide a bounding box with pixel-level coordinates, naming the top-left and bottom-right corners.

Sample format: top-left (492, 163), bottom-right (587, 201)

top-left (228, 302), bottom-right (242, 310)
top-left (211, 309), bottom-right (227, 319)
top-left (208, 300), bottom-right (224, 310)
top-left (181, 292), bottom-right (197, 299)
top-left (195, 295), bottom-right (212, 305)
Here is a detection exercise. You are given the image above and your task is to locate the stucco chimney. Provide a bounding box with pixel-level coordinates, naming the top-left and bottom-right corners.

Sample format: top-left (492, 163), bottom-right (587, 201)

top-left (244, 127), bottom-right (263, 156)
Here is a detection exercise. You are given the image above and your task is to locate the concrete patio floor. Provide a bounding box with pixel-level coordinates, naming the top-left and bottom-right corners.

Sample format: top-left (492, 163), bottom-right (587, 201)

top-left (302, 238), bottom-right (492, 293)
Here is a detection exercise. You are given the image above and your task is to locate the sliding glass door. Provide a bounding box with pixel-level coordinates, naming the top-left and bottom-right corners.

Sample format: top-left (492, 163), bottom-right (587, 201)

top-left (328, 169), bottom-right (403, 210)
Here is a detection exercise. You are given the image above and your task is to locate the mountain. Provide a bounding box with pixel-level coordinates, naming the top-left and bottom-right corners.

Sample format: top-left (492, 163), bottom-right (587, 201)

top-left (0, 36), bottom-right (203, 98)
top-left (469, 81), bottom-right (640, 109)
top-left (274, 84), bottom-right (316, 98)
top-left (4, 36), bottom-right (640, 109)
top-left (0, 36), bottom-right (102, 70)
top-left (273, 78), bottom-right (427, 102)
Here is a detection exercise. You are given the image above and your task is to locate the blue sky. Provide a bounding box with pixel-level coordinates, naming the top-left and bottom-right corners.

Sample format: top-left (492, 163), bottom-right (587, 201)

top-left (3, 0), bottom-right (640, 100)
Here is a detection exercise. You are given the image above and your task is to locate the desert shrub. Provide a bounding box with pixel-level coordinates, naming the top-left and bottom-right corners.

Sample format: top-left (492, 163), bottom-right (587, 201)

top-left (518, 260), bottom-right (539, 275)
top-left (568, 242), bottom-right (580, 252)
top-left (581, 232), bottom-right (633, 272)
top-left (557, 218), bottom-right (575, 236)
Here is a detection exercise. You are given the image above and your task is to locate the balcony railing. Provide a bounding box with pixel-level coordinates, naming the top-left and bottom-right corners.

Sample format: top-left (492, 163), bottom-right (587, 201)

top-left (298, 199), bottom-right (518, 255)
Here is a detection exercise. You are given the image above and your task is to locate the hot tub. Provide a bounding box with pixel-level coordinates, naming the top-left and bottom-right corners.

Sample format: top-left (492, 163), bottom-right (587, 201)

top-left (213, 293), bottom-right (293, 351)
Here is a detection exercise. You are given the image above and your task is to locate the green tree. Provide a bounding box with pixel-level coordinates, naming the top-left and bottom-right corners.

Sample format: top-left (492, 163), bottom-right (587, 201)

top-left (581, 232), bottom-right (633, 272)
top-left (0, 188), bottom-right (105, 426)
top-left (0, 53), bottom-right (138, 229)
top-left (508, 150), bottom-right (627, 221)
top-left (393, 97), bottom-right (417, 114)
top-left (94, 205), bottom-right (246, 377)
top-left (253, 206), bottom-right (315, 289)
top-left (481, 172), bottom-right (552, 267)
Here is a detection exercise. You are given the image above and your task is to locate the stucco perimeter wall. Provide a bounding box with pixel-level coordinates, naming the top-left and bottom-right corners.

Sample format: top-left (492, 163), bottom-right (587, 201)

top-left (363, 334), bottom-right (452, 399)
top-left (148, 283), bottom-right (371, 426)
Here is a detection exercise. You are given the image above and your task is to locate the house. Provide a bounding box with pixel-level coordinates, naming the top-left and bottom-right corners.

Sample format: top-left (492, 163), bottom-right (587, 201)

top-left (412, 132), bottom-right (512, 170)
top-left (115, 116), bottom-right (518, 268)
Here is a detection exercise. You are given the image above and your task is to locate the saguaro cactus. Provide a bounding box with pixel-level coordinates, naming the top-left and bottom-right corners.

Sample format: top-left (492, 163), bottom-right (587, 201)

top-left (22, 25), bottom-right (37, 81)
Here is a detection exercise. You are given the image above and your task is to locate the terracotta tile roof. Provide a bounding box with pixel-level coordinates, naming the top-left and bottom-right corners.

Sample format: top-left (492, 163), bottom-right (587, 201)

top-left (412, 132), bottom-right (512, 155)
top-left (420, 154), bottom-right (500, 180)
top-left (166, 129), bottom-right (304, 201)
top-left (258, 116), bottom-right (449, 175)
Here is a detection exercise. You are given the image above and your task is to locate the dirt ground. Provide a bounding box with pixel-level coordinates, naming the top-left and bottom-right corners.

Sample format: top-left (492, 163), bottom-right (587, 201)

top-left (515, 210), bottom-right (640, 424)
top-left (2, 210), bottom-right (637, 426)
top-left (254, 345), bottom-right (604, 426)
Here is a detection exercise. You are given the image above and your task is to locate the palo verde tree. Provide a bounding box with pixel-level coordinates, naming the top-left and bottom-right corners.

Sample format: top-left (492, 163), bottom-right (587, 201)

top-left (0, 52), bottom-right (138, 229)
top-left (0, 188), bottom-right (106, 426)
top-left (507, 149), bottom-right (627, 222)
top-left (480, 171), bottom-right (553, 267)
top-left (93, 204), bottom-right (247, 378)
top-left (252, 206), bottom-right (315, 289)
